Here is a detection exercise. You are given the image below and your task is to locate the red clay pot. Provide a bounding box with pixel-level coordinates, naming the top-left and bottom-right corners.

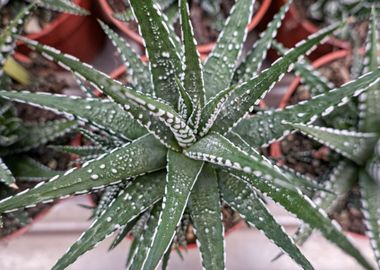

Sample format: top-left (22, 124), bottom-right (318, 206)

top-left (16, 0), bottom-right (106, 62)
top-left (270, 49), bottom-right (351, 159)
top-left (272, 0), bottom-right (350, 61)
top-left (97, 0), bottom-right (272, 55)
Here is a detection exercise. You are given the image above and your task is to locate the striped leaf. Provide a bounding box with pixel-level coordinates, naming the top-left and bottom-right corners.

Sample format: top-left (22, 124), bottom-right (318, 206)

top-left (203, 0), bottom-right (255, 99)
top-left (142, 151), bottom-right (203, 270)
top-left (232, 0), bottom-right (292, 84)
top-left (184, 133), bottom-right (299, 189)
top-left (0, 134), bottom-right (167, 213)
top-left (180, 0), bottom-right (205, 108)
top-left (0, 91), bottom-right (146, 141)
top-left (210, 22), bottom-right (345, 135)
top-left (218, 171), bottom-right (314, 270)
top-left (233, 68), bottom-right (380, 148)
top-left (52, 172), bottom-right (166, 270)
top-left (359, 7), bottom-right (380, 133)
top-left (128, 204), bottom-right (162, 270)
top-left (231, 140), bottom-right (374, 270)
top-left (360, 170), bottom-right (380, 269)
top-left (35, 0), bottom-right (89, 15)
top-left (188, 164), bottom-right (224, 270)
top-left (0, 157), bottom-right (15, 186)
top-left (98, 21), bottom-right (153, 95)
top-left (0, 119), bottom-right (78, 156)
top-left (129, 0), bottom-right (183, 107)
top-left (49, 145), bottom-right (105, 158)
top-left (287, 123), bottom-right (378, 165)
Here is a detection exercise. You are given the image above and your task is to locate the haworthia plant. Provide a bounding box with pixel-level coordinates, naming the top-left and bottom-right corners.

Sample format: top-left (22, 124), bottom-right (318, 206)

top-left (278, 7), bottom-right (380, 270)
top-left (0, 0), bottom-right (377, 269)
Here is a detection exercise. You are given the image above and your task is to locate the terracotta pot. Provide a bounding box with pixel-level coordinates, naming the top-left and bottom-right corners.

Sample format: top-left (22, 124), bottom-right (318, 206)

top-left (270, 49), bottom-right (351, 158)
top-left (97, 0), bottom-right (272, 55)
top-left (272, 0), bottom-right (350, 61)
top-left (16, 0), bottom-right (106, 62)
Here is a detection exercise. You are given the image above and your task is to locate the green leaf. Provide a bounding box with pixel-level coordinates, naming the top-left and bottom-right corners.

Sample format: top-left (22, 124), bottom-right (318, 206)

top-left (273, 161), bottom-right (357, 261)
top-left (188, 164), bottom-right (224, 270)
top-left (360, 169), bottom-right (380, 269)
top-left (109, 216), bottom-right (139, 251)
top-left (231, 141), bottom-right (374, 270)
top-left (17, 38), bottom-right (186, 150)
top-left (287, 122), bottom-right (378, 165)
top-left (0, 157), bottom-right (15, 186)
top-left (218, 171), bottom-right (314, 270)
top-left (52, 172), bottom-right (166, 270)
top-left (0, 119), bottom-right (77, 156)
top-left (180, 0), bottom-right (205, 108)
top-left (271, 41), bottom-right (334, 95)
top-left (203, 0), bottom-right (255, 99)
top-left (94, 183), bottom-right (126, 218)
top-left (128, 204), bottom-right (162, 270)
top-left (176, 77), bottom-right (193, 120)
top-left (0, 4), bottom-right (34, 72)
top-left (0, 134), bottom-right (167, 213)
top-left (142, 151), bottom-right (203, 270)
top-left (210, 22), bottom-right (345, 135)
top-left (49, 145), bottom-right (105, 158)
top-left (4, 156), bottom-right (62, 181)
top-left (233, 0), bottom-right (293, 84)
top-left (359, 7), bottom-right (380, 133)
top-left (36, 0), bottom-right (90, 15)
top-left (234, 68), bottom-right (380, 148)
top-left (184, 132), bottom-right (296, 189)
top-left (98, 20), bottom-right (153, 95)
top-left (129, 0), bottom-right (183, 107)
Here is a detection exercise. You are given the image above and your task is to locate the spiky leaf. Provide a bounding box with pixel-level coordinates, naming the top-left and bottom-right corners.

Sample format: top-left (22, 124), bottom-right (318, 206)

top-left (142, 151), bottom-right (203, 270)
top-left (35, 0), bottom-right (90, 15)
top-left (0, 157), bottom-right (15, 186)
top-left (52, 172), bottom-right (166, 270)
top-left (188, 164), bottom-right (224, 270)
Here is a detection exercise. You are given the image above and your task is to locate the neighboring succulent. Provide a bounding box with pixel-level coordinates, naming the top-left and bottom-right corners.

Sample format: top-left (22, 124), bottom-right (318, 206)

top-left (273, 7), bottom-right (380, 269)
top-left (0, 3), bottom-right (78, 237)
top-left (0, 0), bottom-right (378, 269)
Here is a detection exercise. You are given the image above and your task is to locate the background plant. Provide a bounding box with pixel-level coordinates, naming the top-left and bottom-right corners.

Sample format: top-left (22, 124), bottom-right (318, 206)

top-left (0, 0), bottom-right (379, 269)
top-left (272, 7), bottom-right (380, 269)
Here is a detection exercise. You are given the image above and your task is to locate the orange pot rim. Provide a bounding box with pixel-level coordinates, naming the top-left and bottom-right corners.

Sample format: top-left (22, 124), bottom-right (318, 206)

top-left (98, 0), bottom-right (272, 54)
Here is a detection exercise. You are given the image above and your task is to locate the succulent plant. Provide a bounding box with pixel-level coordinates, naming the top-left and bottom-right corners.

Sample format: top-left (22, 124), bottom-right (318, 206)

top-left (273, 7), bottom-right (380, 269)
top-left (0, 0), bottom-right (379, 269)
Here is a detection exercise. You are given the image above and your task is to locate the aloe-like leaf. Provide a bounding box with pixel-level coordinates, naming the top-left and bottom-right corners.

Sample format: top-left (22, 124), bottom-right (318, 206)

top-left (360, 170), bottom-right (380, 269)
top-left (109, 214), bottom-right (140, 251)
top-left (0, 4), bottom-right (34, 73)
top-left (218, 171), bottom-right (314, 270)
top-left (94, 183), bottom-right (126, 218)
top-left (5, 156), bottom-right (62, 181)
top-left (0, 157), bottom-right (15, 186)
top-left (188, 164), bottom-right (224, 270)
top-left (0, 134), bottom-right (166, 213)
top-left (231, 140), bottom-right (374, 270)
top-left (175, 77), bottom-right (193, 120)
top-left (0, 119), bottom-right (77, 156)
top-left (52, 172), bottom-right (166, 270)
top-left (129, 0), bottom-right (183, 107)
top-left (203, 0), bottom-right (255, 99)
top-left (273, 161), bottom-right (357, 261)
top-left (180, 0), bottom-right (205, 108)
top-left (234, 68), bottom-right (380, 148)
top-left (232, 0), bottom-right (292, 84)
top-left (49, 145), bottom-right (105, 158)
top-left (78, 128), bottom-right (123, 149)
top-left (210, 22), bottom-right (345, 135)
top-left (34, 0), bottom-right (90, 15)
top-left (287, 122), bottom-right (378, 165)
top-left (17, 38), bottom-right (187, 150)
top-left (98, 21), bottom-right (153, 95)
top-left (359, 7), bottom-right (380, 133)
top-left (161, 241), bottom-right (172, 270)
top-left (272, 41), bottom-right (334, 95)
top-left (142, 151), bottom-right (203, 270)
top-left (128, 204), bottom-right (162, 270)
top-left (184, 132), bottom-right (297, 189)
